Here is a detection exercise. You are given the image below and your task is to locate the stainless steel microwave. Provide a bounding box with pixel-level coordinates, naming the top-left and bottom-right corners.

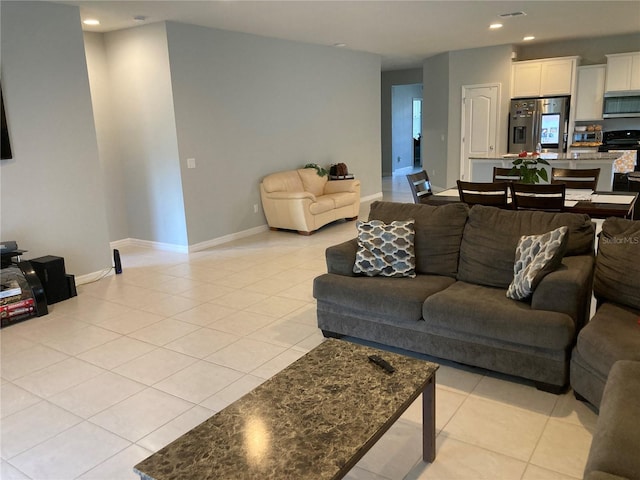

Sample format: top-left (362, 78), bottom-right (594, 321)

top-left (603, 91), bottom-right (640, 118)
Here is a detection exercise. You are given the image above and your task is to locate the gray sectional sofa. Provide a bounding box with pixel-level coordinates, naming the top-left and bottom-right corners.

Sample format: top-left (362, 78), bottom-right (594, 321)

top-left (584, 360), bottom-right (640, 480)
top-left (313, 201), bottom-right (596, 392)
top-left (570, 217), bottom-right (640, 409)
top-left (569, 217), bottom-right (640, 480)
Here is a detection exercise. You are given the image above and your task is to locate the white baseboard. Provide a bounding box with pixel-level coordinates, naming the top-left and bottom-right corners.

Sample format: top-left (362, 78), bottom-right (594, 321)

top-left (188, 225), bottom-right (269, 252)
top-left (109, 238), bottom-right (132, 249)
top-left (81, 197), bottom-right (388, 285)
top-left (75, 267), bottom-right (114, 286)
top-left (108, 224), bottom-right (271, 256)
top-left (110, 238), bottom-right (188, 253)
top-left (361, 192), bottom-right (384, 203)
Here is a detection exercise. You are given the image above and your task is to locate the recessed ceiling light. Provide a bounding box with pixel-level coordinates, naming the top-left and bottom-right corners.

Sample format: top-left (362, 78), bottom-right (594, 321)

top-left (83, 19), bottom-right (100, 26)
top-left (489, 23), bottom-right (503, 29)
top-left (499, 11), bottom-right (527, 18)
top-left (523, 36), bottom-right (535, 41)
top-left (333, 43), bottom-right (347, 48)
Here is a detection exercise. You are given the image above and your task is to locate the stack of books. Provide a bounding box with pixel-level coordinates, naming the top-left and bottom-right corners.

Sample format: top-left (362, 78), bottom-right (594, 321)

top-left (1, 278), bottom-right (35, 322)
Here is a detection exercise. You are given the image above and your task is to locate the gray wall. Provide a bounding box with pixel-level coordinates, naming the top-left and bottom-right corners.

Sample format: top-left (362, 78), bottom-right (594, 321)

top-left (1, 1), bottom-right (111, 276)
top-left (423, 53), bottom-right (450, 190)
top-left (84, 32), bottom-right (129, 243)
top-left (423, 45), bottom-right (513, 189)
top-left (102, 23), bottom-right (188, 247)
top-left (446, 44), bottom-right (513, 187)
top-left (165, 22), bottom-right (382, 245)
top-left (381, 69), bottom-right (422, 176)
top-left (516, 33), bottom-right (640, 65)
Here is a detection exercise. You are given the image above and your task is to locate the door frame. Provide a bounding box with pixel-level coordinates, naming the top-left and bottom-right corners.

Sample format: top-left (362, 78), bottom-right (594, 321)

top-left (459, 82), bottom-right (501, 181)
top-left (412, 97), bottom-right (422, 167)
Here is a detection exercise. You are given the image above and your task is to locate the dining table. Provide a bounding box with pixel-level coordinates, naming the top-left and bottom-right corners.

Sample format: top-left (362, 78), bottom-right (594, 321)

top-left (425, 187), bottom-right (638, 220)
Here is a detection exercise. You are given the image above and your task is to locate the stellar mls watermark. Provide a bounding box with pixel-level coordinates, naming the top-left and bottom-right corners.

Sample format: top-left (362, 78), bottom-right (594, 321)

top-left (601, 236), bottom-right (640, 245)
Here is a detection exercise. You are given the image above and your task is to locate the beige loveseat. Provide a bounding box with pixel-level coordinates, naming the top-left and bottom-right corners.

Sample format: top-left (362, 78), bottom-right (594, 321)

top-left (260, 168), bottom-right (360, 235)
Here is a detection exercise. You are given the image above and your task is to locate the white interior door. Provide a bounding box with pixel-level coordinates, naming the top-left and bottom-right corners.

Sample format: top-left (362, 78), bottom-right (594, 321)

top-left (460, 84), bottom-right (499, 181)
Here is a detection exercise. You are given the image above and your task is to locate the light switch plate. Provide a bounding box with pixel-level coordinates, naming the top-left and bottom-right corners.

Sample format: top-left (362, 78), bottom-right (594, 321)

top-left (187, 158), bottom-right (196, 169)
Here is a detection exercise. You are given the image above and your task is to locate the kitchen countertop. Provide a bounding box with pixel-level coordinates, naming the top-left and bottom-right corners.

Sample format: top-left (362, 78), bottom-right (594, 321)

top-left (467, 152), bottom-right (631, 188)
top-left (470, 152), bottom-right (622, 161)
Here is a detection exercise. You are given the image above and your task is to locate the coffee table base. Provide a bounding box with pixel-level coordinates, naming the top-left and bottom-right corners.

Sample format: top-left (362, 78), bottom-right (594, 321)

top-left (423, 375), bottom-right (436, 463)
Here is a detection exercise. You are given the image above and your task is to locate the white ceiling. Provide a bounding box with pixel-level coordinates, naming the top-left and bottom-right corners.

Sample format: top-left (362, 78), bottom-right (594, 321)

top-left (59, 1), bottom-right (640, 70)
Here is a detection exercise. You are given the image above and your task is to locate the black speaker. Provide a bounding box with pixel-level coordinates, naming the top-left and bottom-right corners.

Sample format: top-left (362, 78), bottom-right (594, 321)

top-left (113, 249), bottom-right (122, 274)
top-left (66, 274), bottom-right (77, 299)
top-left (29, 256), bottom-right (69, 305)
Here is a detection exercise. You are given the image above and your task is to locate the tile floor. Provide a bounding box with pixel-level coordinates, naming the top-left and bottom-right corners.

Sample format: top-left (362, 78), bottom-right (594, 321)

top-left (0, 169), bottom-right (598, 479)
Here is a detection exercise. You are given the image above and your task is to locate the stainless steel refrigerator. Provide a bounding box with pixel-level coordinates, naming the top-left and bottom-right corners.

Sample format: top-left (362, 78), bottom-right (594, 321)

top-left (508, 96), bottom-right (570, 154)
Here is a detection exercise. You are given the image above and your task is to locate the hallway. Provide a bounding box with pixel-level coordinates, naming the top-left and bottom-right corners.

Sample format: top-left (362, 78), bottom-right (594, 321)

top-left (382, 166), bottom-right (423, 204)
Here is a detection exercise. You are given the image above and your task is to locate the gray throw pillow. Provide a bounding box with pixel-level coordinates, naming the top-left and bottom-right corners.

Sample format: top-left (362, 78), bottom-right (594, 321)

top-left (507, 226), bottom-right (569, 301)
top-left (353, 219), bottom-right (416, 278)
top-left (594, 217), bottom-right (640, 310)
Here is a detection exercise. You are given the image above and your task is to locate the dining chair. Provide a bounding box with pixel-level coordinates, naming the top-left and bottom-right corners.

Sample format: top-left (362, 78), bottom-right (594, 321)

top-left (551, 168), bottom-right (600, 191)
top-left (493, 167), bottom-right (520, 183)
top-left (456, 180), bottom-right (510, 208)
top-left (406, 170), bottom-right (433, 204)
top-left (510, 183), bottom-right (566, 212)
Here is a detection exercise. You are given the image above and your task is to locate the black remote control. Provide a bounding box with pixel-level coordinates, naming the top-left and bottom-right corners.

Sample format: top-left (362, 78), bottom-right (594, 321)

top-left (368, 354), bottom-right (395, 373)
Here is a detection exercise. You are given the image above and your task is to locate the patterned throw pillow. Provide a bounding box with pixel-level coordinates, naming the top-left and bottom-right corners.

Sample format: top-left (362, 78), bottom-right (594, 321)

top-left (507, 226), bottom-right (569, 301)
top-left (353, 219), bottom-right (416, 278)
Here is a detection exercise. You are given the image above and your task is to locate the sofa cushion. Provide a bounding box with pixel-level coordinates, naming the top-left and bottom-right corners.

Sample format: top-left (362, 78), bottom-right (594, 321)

top-left (594, 217), bottom-right (640, 311)
top-left (368, 201), bottom-right (469, 278)
top-left (324, 191), bottom-right (357, 209)
top-left (423, 281), bottom-right (575, 350)
top-left (574, 303), bottom-right (640, 379)
top-left (298, 168), bottom-right (328, 196)
top-left (507, 226), bottom-right (569, 301)
top-left (314, 273), bottom-right (455, 324)
top-left (458, 205), bottom-right (594, 289)
top-left (353, 219), bottom-right (416, 278)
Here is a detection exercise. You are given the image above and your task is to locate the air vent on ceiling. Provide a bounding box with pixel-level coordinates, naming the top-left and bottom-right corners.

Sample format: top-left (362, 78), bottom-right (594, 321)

top-left (499, 11), bottom-right (527, 18)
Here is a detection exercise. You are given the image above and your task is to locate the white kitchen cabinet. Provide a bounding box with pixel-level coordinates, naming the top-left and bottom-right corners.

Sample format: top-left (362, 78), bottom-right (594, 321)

top-left (511, 57), bottom-right (578, 98)
top-left (605, 52), bottom-right (640, 92)
top-left (512, 62), bottom-right (542, 98)
top-left (575, 65), bottom-right (606, 120)
top-left (540, 59), bottom-right (577, 95)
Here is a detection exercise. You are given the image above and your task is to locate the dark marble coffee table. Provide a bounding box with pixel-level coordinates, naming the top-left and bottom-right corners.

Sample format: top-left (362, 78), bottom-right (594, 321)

top-left (134, 338), bottom-right (438, 480)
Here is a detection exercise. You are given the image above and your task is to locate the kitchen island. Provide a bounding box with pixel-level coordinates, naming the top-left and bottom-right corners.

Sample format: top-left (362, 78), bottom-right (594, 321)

top-left (469, 152), bottom-right (627, 191)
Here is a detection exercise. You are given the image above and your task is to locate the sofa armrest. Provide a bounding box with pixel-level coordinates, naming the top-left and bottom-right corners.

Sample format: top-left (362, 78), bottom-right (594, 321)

top-left (324, 179), bottom-right (361, 194)
top-left (264, 191), bottom-right (316, 201)
top-left (584, 360), bottom-right (640, 480)
top-left (326, 238), bottom-right (359, 276)
top-left (531, 255), bottom-right (595, 330)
